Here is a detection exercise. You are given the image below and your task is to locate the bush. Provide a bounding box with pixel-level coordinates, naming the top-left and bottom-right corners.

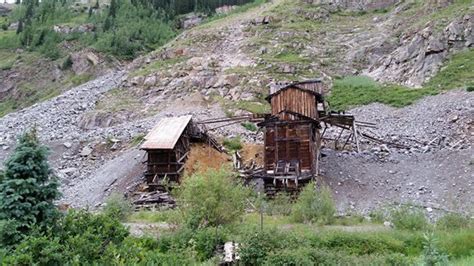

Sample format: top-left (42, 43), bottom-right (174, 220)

top-left (241, 122), bottom-right (258, 132)
top-left (439, 229), bottom-right (474, 258)
top-left (422, 232), bottom-right (449, 265)
top-left (291, 183), bottom-right (335, 224)
top-left (61, 55), bottom-right (73, 70)
top-left (0, 220), bottom-right (22, 248)
top-left (239, 230), bottom-right (287, 265)
top-left (436, 213), bottom-right (472, 230)
top-left (177, 168), bottom-right (249, 229)
top-left (103, 193), bottom-right (133, 221)
top-left (264, 248), bottom-right (314, 265)
top-left (223, 136), bottom-right (243, 151)
top-left (311, 231), bottom-right (406, 256)
top-left (266, 192), bottom-right (293, 216)
top-left (390, 205), bottom-right (428, 231)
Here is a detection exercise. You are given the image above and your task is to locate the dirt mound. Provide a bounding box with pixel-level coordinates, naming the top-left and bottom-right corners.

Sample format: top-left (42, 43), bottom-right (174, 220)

top-left (240, 143), bottom-right (264, 168)
top-left (183, 143), bottom-right (231, 176)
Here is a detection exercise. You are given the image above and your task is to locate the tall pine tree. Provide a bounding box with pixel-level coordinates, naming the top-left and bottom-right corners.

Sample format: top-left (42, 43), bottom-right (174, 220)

top-left (0, 129), bottom-right (60, 234)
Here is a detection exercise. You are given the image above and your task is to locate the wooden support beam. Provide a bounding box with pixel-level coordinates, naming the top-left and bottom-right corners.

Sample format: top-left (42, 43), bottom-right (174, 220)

top-left (353, 121), bottom-right (360, 153)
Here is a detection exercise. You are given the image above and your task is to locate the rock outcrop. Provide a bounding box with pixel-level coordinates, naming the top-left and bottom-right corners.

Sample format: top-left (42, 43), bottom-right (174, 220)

top-left (367, 15), bottom-right (473, 87)
top-left (305, 0), bottom-right (400, 11)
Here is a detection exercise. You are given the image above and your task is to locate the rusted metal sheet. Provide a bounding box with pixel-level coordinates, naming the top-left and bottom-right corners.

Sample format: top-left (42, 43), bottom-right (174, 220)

top-left (141, 115), bottom-right (193, 150)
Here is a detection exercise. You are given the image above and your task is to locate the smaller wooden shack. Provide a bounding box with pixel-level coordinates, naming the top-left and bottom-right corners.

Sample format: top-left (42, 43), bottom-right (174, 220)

top-left (140, 115), bottom-right (193, 185)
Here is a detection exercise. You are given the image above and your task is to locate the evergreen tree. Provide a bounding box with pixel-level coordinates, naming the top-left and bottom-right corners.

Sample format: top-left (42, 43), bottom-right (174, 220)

top-left (0, 129), bottom-right (60, 234)
top-left (109, 0), bottom-right (118, 18)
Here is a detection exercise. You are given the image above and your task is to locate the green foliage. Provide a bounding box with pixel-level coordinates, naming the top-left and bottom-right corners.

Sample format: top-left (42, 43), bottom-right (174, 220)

top-left (103, 193), bottom-right (133, 221)
top-left (60, 54), bottom-right (73, 70)
top-left (390, 205), bottom-right (428, 231)
top-left (68, 73), bottom-right (93, 86)
top-left (239, 230), bottom-right (288, 265)
top-left (265, 192), bottom-right (293, 216)
top-left (130, 133), bottom-right (145, 146)
top-left (0, 129), bottom-right (60, 241)
top-left (241, 121), bottom-right (258, 132)
top-left (177, 168), bottom-right (249, 229)
top-left (1, 210), bottom-right (130, 264)
top-left (436, 213), bottom-right (472, 231)
top-left (424, 49), bottom-right (474, 91)
top-left (0, 219), bottom-right (22, 248)
top-left (422, 232), bottom-right (449, 266)
top-left (128, 209), bottom-right (182, 224)
top-left (328, 76), bottom-right (438, 111)
top-left (438, 229), bottom-right (474, 259)
top-left (291, 183), bottom-right (336, 224)
top-left (223, 136), bottom-right (243, 151)
top-left (311, 231), bottom-right (406, 255)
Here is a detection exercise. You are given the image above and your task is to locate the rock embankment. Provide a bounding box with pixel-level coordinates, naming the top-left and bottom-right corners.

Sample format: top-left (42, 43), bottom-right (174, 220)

top-left (368, 15), bottom-right (473, 87)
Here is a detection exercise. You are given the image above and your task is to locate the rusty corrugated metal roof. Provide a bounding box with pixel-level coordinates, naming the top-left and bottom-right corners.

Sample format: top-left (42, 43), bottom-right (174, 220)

top-left (141, 115), bottom-right (193, 150)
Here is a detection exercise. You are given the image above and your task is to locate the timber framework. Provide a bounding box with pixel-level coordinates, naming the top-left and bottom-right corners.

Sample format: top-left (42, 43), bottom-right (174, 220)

top-left (140, 79), bottom-right (375, 195)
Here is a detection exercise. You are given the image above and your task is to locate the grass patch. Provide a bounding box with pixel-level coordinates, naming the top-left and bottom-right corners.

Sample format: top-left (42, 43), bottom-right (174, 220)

top-left (198, 0), bottom-right (268, 28)
top-left (328, 76), bottom-right (437, 111)
top-left (0, 55), bottom-right (16, 70)
top-left (390, 205), bottom-right (429, 231)
top-left (131, 56), bottom-right (188, 77)
top-left (241, 122), bottom-right (258, 132)
top-left (130, 133), bottom-right (145, 147)
top-left (95, 88), bottom-right (141, 113)
top-left (425, 49), bottom-right (474, 90)
top-left (68, 73), bottom-right (93, 86)
top-left (223, 136), bottom-right (243, 151)
top-left (235, 100), bottom-right (270, 114)
top-left (128, 209), bottom-right (181, 224)
top-left (0, 30), bottom-right (19, 50)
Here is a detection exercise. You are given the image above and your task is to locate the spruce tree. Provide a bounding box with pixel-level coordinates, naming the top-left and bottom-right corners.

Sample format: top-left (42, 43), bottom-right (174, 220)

top-left (0, 129), bottom-right (60, 233)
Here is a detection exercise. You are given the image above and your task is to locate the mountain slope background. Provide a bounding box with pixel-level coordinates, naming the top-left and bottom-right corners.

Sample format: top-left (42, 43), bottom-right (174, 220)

top-left (0, 0), bottom-right (472, 213)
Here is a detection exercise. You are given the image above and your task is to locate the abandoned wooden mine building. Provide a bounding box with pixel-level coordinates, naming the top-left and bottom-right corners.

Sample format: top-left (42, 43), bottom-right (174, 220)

top-left (140, 115), bottom-right (194, 185)
top-left (257, 80), bottom-right (328, 192)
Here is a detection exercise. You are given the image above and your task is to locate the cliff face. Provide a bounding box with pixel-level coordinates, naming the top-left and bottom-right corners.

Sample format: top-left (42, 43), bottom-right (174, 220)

top-left (368, 14), bottom-right (473, 87)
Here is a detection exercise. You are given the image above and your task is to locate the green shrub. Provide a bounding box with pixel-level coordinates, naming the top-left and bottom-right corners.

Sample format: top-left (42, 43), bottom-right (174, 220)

top-left (61, 55), bottom-right (73, 70)
top-left (239, 230), bottom-right (286, 265)
top-left (266, 192), bottom-right (293, 216)
top-left (390, 205), bottom-right (428, 231)
top-left (436, 213), bottom-right (472, 231)
top-left (103, 193), bottom-right (133, 221)
top-left (291, 183), bottom-right (335, 224)
top-left (422, 232), bottom-right (449, 266)
top-left (0, 220), bottom-right (22, 248)
top-left (264, 248), bottom-right (314, 265)
top-left (241, 122), bottom-right (258, 132)
top-left (223, 136), bottom-right (243, 151)
top-left (177, 168), bottom-right (249, 229)
top-left (311, 231), bottom-right (406, 255)
top-left (439, 229), bottom-right (474, 258)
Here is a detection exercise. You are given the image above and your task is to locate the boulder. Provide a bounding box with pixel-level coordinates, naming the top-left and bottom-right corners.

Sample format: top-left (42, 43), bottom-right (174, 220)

top-left (143, 75), bottom-right (157, 87)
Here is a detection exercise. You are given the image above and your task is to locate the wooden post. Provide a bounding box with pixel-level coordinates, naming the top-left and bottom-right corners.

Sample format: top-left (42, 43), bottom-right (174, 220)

top-left (353, 121), bottom-right (360, 153)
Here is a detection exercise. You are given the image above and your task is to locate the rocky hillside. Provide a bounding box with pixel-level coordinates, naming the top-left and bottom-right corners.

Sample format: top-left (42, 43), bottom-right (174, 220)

top-left (0, 0), bottom-right (472, 212)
